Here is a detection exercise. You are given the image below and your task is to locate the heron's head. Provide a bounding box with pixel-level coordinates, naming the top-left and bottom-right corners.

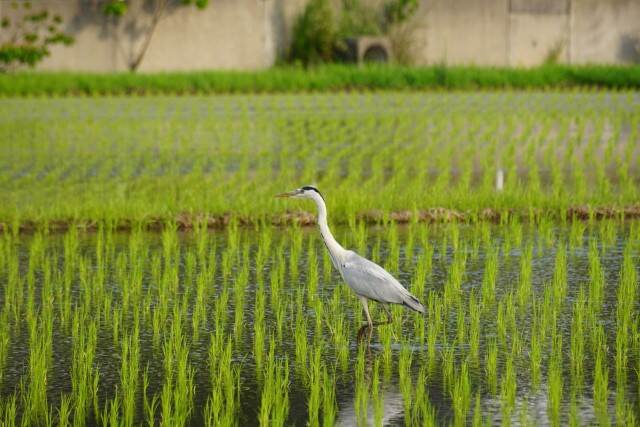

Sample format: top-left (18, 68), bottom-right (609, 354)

top-left (275, 186), bottom-right (323, 200)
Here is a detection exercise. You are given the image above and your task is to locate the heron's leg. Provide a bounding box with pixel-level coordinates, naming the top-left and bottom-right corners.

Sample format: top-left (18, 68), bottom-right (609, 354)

top-left (359, 296), bottom-right (373, 327)
top-left (382, 304), bottom-right (393, 323)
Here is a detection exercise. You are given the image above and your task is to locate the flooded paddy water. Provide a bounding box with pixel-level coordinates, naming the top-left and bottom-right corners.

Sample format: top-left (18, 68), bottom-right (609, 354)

top-left (0, 220), bottom-right (638, 425)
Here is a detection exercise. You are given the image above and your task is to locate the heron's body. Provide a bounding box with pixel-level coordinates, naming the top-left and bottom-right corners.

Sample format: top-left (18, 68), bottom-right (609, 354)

top-left (277, 186), bottom-right (425, 327)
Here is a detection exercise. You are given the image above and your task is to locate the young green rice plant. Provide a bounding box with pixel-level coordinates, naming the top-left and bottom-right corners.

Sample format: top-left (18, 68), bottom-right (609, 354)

top-left (568, 220), bottom-right (586, 249)
top-left (570, 288), bottom-right (585, 393)
top-left (325, 288), bottom-right (348, 371)
top-left (588, 239), bottom-right (605, 315)
top-left (403, 223), bottom-right (416, 270)
top-left (205, 336), bottom-right (239, 427)
top-left (23, 310), bottom-right (53, 426)
top-left (293, 291), bottom-right (309, 381)
top-left (592, 324), bottom-right (610, 426)
top-left (233, 260), bottom-right (249, 342)
top-left (354, 346), bottom-right (369, 427)
top-left (57, 394), bottom-right (72, 427)
top-left (259, 338), bottom-right (290, 427)
top-left (500, 354), bottom-right (516, 425)
top-left (441, 345), bottom-right (456, 391)
top-left (504, 292), bottom-right (519, 353)
top-left (468, 291), bottom-right (481, 363)
top-left (614, 243), bottom-right (636, 425)
top-left (71, 311), bottom-right (99, 425)
top-left (568, 389), bottom-right (580, 427)
top-left (354, 220), bottom-right (368, 257)
top-left (516, 244), bottom-right (533, 310)
top-left (161, 311), bottom-right (195, 426)
top-left (192, 268), bottom-right (209, 343)
top-left (120, 329), bottom-right (140, 426)
top-left (452, 361), bottom-right (471, 426)
top-left (444, 245), bottom-right (467, 311)
top-left (551, 242), bottom-right (567, 306)
top-left (539, 281), bottom-right (555, 344)
top-left (472, 392), bottom-right (482, 427)
top-left (143, 366), bottom-right (160, 426)
top-left (101, 390), bottom-right (121, 427)
top-left (321, 365), bottom-right (337, 427)
top-left (529, 312), bottom-right (542, 391)
top-left (307, 345), bottom-right (322, 427)
top-left (398, 343), bottom-right (413, 426)
top-left (1, 394), bottom-right (17, 427)
top-left (254, 288), bottom-right (266, 377)
top-left (413, 364), bottom-right (436, 426)
top-left (537, 216), bottom-right (555, 249)
top-left (371, 357), bottom-right (384, 427)
top-left (0, 310), bottom-right (9, 388)
top-left (288, 224), bottom-right (303, 284)
top-left (496, 299), bottom-right (507, 349)
top-left (547, 334), bottom-right (563, 426)
top-left (412, 241), bottom-right (433, 299)
top-left (425, 293), bottom-right (440, 370)
top-left (481, 245), bottom-right (498, 309)
top-left (384, 223), bottom-right (400, 275)
top-left (599, 219), bottom-right (618, 251)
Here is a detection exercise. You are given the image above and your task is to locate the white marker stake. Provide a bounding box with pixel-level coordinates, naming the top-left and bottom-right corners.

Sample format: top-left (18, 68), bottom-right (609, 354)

top-left (496, 169), bottom-right (504, 192)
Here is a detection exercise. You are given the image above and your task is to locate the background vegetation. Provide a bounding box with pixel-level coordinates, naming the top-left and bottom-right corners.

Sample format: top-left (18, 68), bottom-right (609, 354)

top-left (1, 64), bottom-right (640, 96)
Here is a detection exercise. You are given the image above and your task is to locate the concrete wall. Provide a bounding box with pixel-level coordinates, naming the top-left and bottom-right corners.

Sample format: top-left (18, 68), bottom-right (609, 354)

top-left (1, 0), bottom-right (638, 71)
top-left (411, 0), bottom-right (639, 66)
top-left (418, 0), bottom-right (509, 66)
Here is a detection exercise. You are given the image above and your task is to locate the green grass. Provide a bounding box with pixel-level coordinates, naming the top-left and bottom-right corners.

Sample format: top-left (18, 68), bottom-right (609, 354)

top-left (1, 65), bottom-right (640, 96)
top-left (1, 92), bottom-right (639, 231)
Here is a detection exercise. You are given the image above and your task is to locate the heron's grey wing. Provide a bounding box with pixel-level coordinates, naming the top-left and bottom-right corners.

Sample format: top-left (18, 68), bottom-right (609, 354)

top-left (340, 251), bottom-right (412, 304)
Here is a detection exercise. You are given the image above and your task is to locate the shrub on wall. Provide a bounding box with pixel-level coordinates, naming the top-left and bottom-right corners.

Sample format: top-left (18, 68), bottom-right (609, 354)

top-left (289, 0), bottom-right (419, 66)
top-left (289, 0), bottom-right (336, 66)
top-left (0, 2), bottom-right (73, 71)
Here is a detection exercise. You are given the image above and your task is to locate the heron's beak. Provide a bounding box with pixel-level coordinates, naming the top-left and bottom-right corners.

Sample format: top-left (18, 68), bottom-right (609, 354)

top-left (275, 190), bottom-right (297, 198)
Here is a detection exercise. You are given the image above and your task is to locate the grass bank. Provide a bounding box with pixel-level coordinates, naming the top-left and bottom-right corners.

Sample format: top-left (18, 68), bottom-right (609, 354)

top-left (2, 64), bottom-right (640, 96)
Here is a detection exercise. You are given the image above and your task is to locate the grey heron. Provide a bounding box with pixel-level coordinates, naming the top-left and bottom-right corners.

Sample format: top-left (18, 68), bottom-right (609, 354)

top-left (276, 186), bottom-right (426, 328)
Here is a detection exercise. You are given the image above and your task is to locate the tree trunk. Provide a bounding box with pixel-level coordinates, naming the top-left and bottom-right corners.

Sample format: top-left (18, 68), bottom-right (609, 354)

top-left (129, 0), bottom-right (166, 72)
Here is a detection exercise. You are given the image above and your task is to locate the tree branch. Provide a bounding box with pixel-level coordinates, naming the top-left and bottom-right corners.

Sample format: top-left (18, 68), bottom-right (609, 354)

top-left (129, 0), bottom-right (166, 71)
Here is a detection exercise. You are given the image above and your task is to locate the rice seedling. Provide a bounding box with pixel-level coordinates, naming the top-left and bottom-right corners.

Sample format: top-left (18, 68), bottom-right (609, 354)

top-left (481, 245), bottom-right (498, 309)
top-left (500, 354), bottom-right (517, 425)
top-left (593, 324), bottom-right (610, 427)
top-left (485, 338), bottom-right (499, 395)
top-left (160, 310), bottom-right (195, 426)
top-left (452, 361), bottom-right (471, 426)
top-left (204, 336), bottom-right (239, 427)
top-left (516, 244), bottom-right (533, 309)
top-left (321, 365), bottom-right (337, 427)
top-left (259, 339), bottom-right (290, 426)
top-left (529, 305), bottom-right (543, 391)
top-left (371, 357), bottom-right (384, 427)
top-left (547, 334), bottom-right (563, 426)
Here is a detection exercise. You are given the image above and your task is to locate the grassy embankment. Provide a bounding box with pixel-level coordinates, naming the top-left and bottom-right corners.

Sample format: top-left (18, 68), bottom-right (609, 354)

top-left (1, 65), bottom-right (640, 96)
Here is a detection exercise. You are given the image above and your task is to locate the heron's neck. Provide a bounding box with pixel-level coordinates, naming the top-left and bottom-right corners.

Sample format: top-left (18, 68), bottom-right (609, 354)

top-left (313, 195), bottom-right (347, 259)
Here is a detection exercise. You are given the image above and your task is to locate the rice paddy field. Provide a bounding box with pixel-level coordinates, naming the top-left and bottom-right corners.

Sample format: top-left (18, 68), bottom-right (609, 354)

top-left (0, 92), bottom-right (639, 425)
